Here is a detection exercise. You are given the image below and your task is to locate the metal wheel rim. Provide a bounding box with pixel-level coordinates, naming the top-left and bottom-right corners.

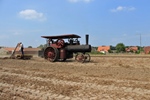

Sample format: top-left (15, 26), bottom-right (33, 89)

top-left (44, 47), bottom-right (59, 62)
top-left (75, 53), bottom-right (85, 63)
top-left (84, 53), bottom-right (91, 62)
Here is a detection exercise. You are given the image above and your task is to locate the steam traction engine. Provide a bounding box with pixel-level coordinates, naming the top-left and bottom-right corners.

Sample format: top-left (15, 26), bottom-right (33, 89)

top-left (41, 34), bottom-right (91, 62)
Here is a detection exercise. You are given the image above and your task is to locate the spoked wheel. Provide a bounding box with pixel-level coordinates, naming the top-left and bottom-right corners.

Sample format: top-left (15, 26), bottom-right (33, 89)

top-left (75, 53), bottom-right (91, 63)
top-left (75, 53), bottom-right (85, 63)
top-left (84, 53), bottom-right (91, 62)
top-left (44, 47), bottom-right (59, 62)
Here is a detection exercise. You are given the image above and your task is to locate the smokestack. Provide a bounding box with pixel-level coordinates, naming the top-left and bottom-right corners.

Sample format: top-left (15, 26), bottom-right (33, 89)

top-left (85, 34), bottom-right (89, 45)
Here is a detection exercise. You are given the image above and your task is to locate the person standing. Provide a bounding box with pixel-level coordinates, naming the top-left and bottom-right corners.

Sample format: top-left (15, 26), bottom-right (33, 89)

top-left (18, 42), bottom-right (24, 58)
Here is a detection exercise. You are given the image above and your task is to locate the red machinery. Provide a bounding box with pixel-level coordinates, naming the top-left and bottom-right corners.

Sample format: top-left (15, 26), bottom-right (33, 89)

top-left (41, 34), bottom-right (91, 62)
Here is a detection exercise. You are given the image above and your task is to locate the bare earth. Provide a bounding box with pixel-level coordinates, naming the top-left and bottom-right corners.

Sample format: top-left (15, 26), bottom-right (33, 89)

top-left (0, 56), bottom-right (150, 100)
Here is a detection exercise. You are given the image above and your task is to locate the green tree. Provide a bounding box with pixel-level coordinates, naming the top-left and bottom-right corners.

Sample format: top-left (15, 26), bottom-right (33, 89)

top-left (116, 43), bottom-right (125, 53)
top-left (110, 45), bottom-right (116, 50)
top-left (28, 46), bottom-right (32, 48)
top-left (37, 44), bottom-right (47, 49)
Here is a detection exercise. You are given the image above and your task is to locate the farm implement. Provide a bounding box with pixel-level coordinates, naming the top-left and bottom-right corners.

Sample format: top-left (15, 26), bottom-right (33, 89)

top-left (9, 43), bottom-right (32, 60)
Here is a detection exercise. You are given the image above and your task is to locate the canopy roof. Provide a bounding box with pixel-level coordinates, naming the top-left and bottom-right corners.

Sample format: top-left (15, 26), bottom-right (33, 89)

top-left (41, 34), bottom-right (81, 39)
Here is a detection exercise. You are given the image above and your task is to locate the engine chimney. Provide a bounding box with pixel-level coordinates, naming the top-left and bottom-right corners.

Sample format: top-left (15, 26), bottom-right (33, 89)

top-left (85, 34), bottom-right (89, 45)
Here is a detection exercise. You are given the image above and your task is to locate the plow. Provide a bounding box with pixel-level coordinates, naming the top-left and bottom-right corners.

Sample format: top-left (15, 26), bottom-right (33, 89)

top-left (41, 34), bottom-right (92, 62)
top-left (0, 43), bottom-right (32, 60)
top-left (10, 43), bottom-right (33, 60)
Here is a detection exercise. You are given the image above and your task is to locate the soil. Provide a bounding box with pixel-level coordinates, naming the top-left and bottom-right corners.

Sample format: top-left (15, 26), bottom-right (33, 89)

top-left (0, 56), bottom-right (150, 100)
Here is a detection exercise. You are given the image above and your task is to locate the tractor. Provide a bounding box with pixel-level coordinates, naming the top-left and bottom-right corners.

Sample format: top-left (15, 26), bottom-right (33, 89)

top-left (41, 34), bottom-right (91, 62)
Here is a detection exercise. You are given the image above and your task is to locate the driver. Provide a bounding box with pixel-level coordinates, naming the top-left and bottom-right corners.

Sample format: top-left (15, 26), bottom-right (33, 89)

top-left (56, 38), bottom-right (65, 47)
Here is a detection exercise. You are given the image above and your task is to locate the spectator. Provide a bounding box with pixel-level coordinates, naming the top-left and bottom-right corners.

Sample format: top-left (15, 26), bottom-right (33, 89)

top-left (18, 42), bottom-right (24, 58)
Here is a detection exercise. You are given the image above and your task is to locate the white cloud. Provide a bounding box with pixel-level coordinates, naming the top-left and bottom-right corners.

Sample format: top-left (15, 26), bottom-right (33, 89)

top-left (111, 6), bottom-right (136, 12)
top-left (68, 0), bottom-right (94, 3)
top-left (19, 9), bottom-right (46, 21)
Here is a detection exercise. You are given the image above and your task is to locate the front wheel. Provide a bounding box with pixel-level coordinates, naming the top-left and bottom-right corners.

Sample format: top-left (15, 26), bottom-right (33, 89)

top-left (75, 53), bottom-right (85, 63)
top-left (84, 53), bottom-right (91, 62)
top-left (75, 53), bottom-right (91, 63)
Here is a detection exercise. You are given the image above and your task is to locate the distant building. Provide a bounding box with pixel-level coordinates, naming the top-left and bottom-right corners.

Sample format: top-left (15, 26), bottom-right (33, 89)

top-left (125, 46), bottom-right (138, 53)
top-left (144, 46), bottom-right (150, 54)
top-left (97, 46), bottom-right (110, 53)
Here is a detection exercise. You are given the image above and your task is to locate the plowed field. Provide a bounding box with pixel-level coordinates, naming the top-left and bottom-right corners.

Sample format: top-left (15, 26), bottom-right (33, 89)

top-left (0, 56), bottom-right (150, 100)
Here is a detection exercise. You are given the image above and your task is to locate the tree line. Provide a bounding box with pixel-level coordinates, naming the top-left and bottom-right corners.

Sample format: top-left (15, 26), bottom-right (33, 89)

top-left (92, 43), bottom-right (143, 54)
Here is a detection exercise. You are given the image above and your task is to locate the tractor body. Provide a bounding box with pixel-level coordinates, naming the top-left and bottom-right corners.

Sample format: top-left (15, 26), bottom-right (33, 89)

top-left (41, 34), bottom-right (91, 62)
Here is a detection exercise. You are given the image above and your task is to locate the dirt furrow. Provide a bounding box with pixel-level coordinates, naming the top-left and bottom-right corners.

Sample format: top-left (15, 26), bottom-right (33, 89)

top-left (1, 71), bottom-right (150, 99)
top-left (1, 66), bottom-right (150, 92)
top-left (1, 66), bottom-right (150, 84)
top-left (0, 57), bottom-right (150, 99)
top-left (0, 82), bottom-right (75, 100)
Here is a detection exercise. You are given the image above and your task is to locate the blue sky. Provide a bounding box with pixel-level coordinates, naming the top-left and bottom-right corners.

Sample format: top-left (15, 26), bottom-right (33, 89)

top-left (0, 0), bottom-right (150, 47)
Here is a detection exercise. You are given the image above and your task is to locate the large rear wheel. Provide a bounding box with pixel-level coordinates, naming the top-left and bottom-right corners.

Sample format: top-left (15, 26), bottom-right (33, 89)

top-left (44, 47), bottom-right (59, 62)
